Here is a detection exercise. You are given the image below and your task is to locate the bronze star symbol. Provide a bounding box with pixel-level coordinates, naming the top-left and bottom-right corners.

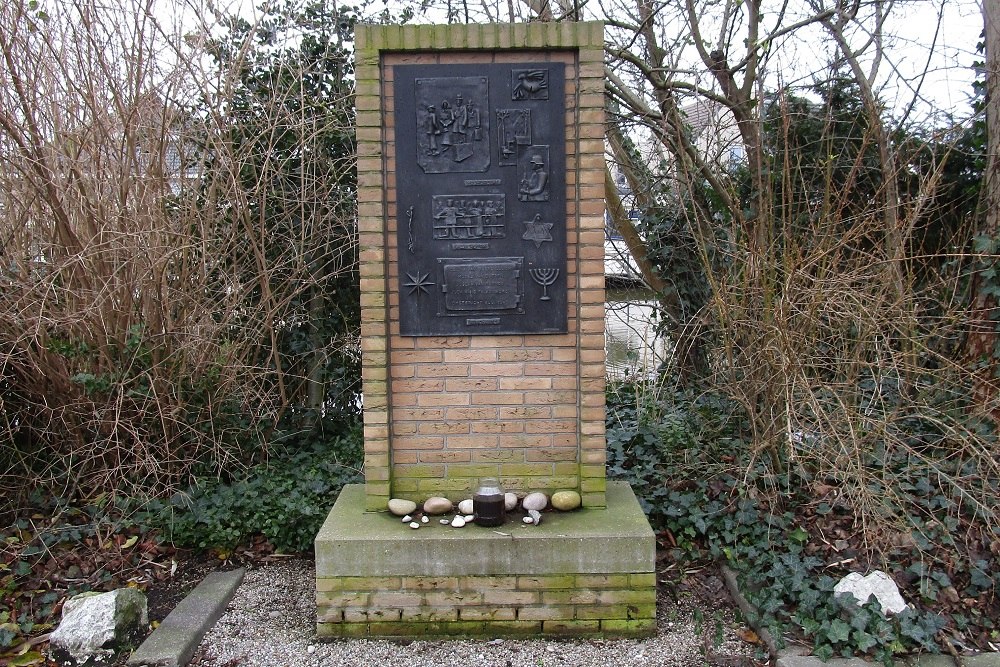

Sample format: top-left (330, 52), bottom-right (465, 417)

top-left (403, 271), bottom-right (434, 296)
top-left (522, 216), bottom-right (553, 248)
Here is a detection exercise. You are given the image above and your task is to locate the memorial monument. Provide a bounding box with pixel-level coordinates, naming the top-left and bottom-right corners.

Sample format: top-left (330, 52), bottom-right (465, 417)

top-left (315, 21), bottom-right (656, 639)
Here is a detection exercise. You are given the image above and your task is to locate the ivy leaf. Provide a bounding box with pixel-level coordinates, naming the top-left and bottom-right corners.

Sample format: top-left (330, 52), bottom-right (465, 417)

top-left (826, 619), bottom-right (852, 644)
top-left (853, 630), bottom-right (878, 652)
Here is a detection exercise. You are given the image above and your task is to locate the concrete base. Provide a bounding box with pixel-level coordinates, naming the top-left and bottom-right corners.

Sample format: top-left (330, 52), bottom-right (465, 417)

top-left (314, 481), bottom-right (656, 639)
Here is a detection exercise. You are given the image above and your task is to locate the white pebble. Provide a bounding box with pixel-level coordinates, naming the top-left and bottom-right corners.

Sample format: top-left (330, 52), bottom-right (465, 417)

top-left (464, 515), bottom-right (474, 522)
top-left (451, 516), bottom-right (466, 527)
top-left (401, 515), bottom-right (412, 523)
top-left (522, 492), bottom-right (548, 511)
top-left (523, 516), bottom-right (534, 524)
top-left (439, 518), bottom-right (450, 525)
top-left (409, 521), bottom-right (420, 529)
top-left (307, 645), bottom-right (317, 654)
top-left (504, 492), bottom-right (518, 511)
top-left (420, 515), bottom-right (429, 523)
top-left (457, 499), bottom-right (474, 515)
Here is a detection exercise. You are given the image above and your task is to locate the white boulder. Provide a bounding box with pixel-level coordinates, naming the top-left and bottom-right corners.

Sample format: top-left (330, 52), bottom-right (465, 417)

top-left (833, 571), bottom-right (908, 615)
top-left (50, 588), bottom-right (148, 664)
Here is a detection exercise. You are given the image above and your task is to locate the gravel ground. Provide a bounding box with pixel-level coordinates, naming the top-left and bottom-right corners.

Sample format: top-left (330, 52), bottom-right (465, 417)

top-left (189, 559), bottom-right (760, 667)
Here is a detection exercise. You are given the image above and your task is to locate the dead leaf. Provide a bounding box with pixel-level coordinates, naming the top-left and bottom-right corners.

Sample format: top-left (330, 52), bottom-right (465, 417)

top-left (737, 628), bottom-right (761, 645)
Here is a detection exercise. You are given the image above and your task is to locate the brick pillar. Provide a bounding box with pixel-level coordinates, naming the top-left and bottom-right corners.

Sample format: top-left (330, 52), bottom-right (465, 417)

top-left (355, 22), bottom-right (606, 511)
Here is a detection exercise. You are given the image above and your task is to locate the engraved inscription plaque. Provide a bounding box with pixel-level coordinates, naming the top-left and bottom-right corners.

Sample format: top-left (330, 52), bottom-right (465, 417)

top-left (440, 258), bottom-right (523, 314)
top-left (395, 62), bottom-right (566, 336)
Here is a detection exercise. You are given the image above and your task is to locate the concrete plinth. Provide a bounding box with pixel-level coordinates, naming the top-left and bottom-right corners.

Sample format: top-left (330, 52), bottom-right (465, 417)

top-left (315, 481), bottom-right (655, 639)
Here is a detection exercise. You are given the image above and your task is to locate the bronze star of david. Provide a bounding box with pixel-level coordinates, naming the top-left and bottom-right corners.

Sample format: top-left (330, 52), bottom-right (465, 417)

top-left (522, 216), bottom-right (553, 248)
top-left (403, 271), bottom-right (434, 296)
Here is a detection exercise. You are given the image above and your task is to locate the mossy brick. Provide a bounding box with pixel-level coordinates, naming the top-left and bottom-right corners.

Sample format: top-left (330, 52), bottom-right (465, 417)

top-left (553, 462), bottom-right (581, 476)
top-left (464, 575), bottom-right (517, 590)
top-left (319, 590), bottom-right (370, 607)
top-left (339, 576), bottom-right (401, 590)
top-left (576, 574), bottom-right (629, 588)
top-left (598, 589), bottom-right (656, 605)
top-left (582, 492), bottom-right (606, 508)
top-left (600, 618), bottom-right (656, 636)
top-left (316, 607), bottom-right (343, 623)
top-left (459, 607), bottom-right (517, 621)
top-left (500, 463), bottom-right (553, 477)
top-left (416, 478), bottom-right (475, 494)
top-left (316, 622), bottom-right (369, 638)
top-left (446, 464), bottom-right (503, 478)
top-left (542, 619), bottom-right (602, 635)
top-left (400, 607), bottom-right (459, 622)
top-left (370, 591), bottom-right (423, 607)
top-left (630, 572), bottom-right (657, 588)
top-left (482, 590), bottom-right (538, 606)
top-left (517, 605), bottom-right (575, 621)
top-left (367, 620), bottom-right (487, 637)
top-left (424, 590), bottom-right (483, 606)
top-left (390, 478), bottom-right (418, 493)
top-left (517, 575), bottom-right (575, 590)
top-left (575, 603), bottom-right (656, 620)
top-left (580, 464), bottom-right (604, 479)
top-left (542, 590), bottom-right (600, 605)
top-left (396, 464), bottom-right (446, 478)
top-left (400, 576), bottom-right (459, 591)
top-left (316, 578), bottom-right (344, 593)
top-left (581, 478), bottom-right (606, 493)
top-left (366, 466), bottom-right (389, 482)
top-left (345, 607), bottom-right (401, 622)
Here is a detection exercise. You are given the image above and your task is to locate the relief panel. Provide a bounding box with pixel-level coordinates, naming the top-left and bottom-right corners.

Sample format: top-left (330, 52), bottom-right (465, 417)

top-left (394, 62), bottom-right (566, 336)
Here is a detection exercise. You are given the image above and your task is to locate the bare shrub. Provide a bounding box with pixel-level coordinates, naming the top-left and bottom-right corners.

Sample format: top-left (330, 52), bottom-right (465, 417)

top-left (0, 0), bottom-right (360, 504)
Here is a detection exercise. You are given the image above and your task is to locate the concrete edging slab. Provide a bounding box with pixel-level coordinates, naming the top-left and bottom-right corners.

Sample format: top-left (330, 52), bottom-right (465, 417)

top-left (776, 653), bottom-right (1000, 667)
top-left (128, 568), bottom-right (245, 667)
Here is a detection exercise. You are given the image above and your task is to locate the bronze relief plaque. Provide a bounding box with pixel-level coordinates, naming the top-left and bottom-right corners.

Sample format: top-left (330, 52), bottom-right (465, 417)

top-left (394, 62), bottom-right (566, 336)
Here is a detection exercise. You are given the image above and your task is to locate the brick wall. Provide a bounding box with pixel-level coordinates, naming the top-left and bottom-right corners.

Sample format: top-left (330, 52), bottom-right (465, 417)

top-left (317, 572), bottom-right (656, 638)
top-left (355, 23), bottom-right (606, 510)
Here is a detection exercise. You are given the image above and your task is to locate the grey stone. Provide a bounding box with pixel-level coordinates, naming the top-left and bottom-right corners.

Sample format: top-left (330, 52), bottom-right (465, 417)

top-left (528, 509), bottom-right (542, 525)
top-left (551, 490), bottom-right (581, 511)
top-left (387, 498), bottom-right (417, 516)
top-left (833, 571), bottom-right (908, 615)
top-left (521, 492), bottom-right (548, 511)
top-left (423, 496), bottom-right (454, 515)
top-left (504, 493), bottom-right (518, 511)
top-left (128, 568), bottom-right (244, 667)
top-left (52, 588), bottom-right (148, 665)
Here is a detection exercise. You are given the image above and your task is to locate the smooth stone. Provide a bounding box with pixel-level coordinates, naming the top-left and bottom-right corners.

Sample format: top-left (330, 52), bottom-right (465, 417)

top-left (451, 516), bottom-right (466, 528)
top-left (464, 515), bottom-right (474, 522)
top-left (522, 492), bottom-right (548, 511)
top-left (387, 498), bottom-right (417, 517)
top-left (551, 490), bottom-right (582, 511)
top-left (408, 521), bottom-right (420, 529)
top-left (423, 497), bottom-right (454, 515)
top-left (457, 499), bottom-right (474, 515)
top-left (401, 515), bottom-right (412, 523)
top-left (420, 515), bottom-right (429, 523)
top-left (439, 519), bottom-right (450, 525)
top-left (528, 509), bottom-right (542, 526)
top-left (504, 493), bottom-right (518, 511)
top-left (522, 516), bottom-right (534, 524)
